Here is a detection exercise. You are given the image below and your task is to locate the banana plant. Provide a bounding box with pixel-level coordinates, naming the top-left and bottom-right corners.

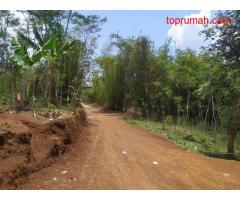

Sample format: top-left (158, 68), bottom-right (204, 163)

top-left (11, 28), bottom-right (77, 106)
top-left (12, 33), bottom-right (54, 66)
top-left (11, 27), bottom-right (76, 65)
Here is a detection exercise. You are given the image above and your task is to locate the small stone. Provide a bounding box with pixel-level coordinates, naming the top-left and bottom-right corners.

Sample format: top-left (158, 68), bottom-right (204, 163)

top-left (53, 177), bottom-right (57, 181)
top-left (122, 150), bottom-right (127, 154)
top-left (66, 177), bottom-right (77, 182)
top-left (224, 173), bottom-right (230, 176)
top-left (152, 161), bottom-right (159, 165)
top-left (61, 170), bottom-right (68, 174)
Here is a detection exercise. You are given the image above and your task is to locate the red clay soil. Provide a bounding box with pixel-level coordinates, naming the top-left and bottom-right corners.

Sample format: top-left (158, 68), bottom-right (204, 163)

top-left (0, 110), bottom-right (85, 189)
top-left (10, 105), bottom-right (240, 190)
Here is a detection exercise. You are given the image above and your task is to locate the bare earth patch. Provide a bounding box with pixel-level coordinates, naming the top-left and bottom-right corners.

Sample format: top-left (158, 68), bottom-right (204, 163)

top-left (0, 110), bottom-right (85, 189)
top-left (13, 105), bottom-right (240, 190)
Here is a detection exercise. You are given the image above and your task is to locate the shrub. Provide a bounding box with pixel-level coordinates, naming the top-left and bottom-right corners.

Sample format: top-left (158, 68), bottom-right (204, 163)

top-left (75, 107), bottom-right (87, 124)
top-left (47, 103), bottom-right (57, 110)
top-left (165, 115), bottom-right (173, 125)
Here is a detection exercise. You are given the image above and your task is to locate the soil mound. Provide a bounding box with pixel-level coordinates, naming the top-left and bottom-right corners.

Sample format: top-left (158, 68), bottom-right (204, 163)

top-left (0, 109), bottom-right (86, 189)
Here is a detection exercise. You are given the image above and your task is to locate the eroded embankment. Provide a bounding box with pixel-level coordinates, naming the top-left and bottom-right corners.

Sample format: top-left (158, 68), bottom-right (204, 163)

top-left (0, 109), bottom-right (86, 189)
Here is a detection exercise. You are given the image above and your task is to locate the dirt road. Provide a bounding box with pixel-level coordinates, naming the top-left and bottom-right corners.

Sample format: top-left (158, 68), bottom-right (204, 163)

top-left (19, 105), bottom-right (240, 189)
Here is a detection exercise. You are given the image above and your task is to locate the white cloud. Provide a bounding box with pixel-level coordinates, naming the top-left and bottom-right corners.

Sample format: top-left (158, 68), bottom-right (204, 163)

top-left (167, 10), bottom-right (212, 51)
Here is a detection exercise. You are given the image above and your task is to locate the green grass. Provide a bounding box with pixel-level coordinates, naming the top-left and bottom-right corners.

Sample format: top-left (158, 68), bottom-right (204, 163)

top-left (123, 115), bottom-right (240, 160)
top-left (0, 121), bottom-right (10, 128)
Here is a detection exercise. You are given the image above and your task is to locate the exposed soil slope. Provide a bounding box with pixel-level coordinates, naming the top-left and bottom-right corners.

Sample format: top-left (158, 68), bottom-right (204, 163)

top-left (0, 110), bottom-right (85, 189)
top-left (15, 105), bottom-right (240, 189)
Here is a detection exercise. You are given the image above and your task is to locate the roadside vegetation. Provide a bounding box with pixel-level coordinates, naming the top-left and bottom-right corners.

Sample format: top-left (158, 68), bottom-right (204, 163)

top-left (84, 10), bottom-right (240, 159)
top-left (0, 10), bottom-right (106, 114)
top-left (0, 11), bottom-right (98, 187)
top-left (124, 115), bottom-right (240, 160)
top-left (0, 10), bottom-right (240, 160)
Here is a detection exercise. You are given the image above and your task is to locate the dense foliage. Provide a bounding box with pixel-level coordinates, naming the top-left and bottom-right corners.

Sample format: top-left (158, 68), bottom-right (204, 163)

top-left (0, 10), bottom-right (239, 159)
top-left (84, 11), bottom-right (240, 158)
top-left (0, 10), bottom-right (106, 110)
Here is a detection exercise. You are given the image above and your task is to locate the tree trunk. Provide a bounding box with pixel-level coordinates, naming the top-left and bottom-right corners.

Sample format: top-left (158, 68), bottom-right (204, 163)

top-left (186, 89), bottom-right (191, 122)
top-left (227, 126), bottom-right (237, 159)
top-left (48, 77), bottom-right (57, 105)
top-left (162, 103), bottom-right (165, 130)
top-left (177, 102), bottom-right (181, 128)
top-left (47, 63), bottom-right (58, 106)
top-left (211, 92), bottom-right (217, 130)
top-left (26, 79), bottom-right (32, 99)
top-left (227, 95), bottom-right (240, 159)
top-left (203, 97), bottom-right (211, 130)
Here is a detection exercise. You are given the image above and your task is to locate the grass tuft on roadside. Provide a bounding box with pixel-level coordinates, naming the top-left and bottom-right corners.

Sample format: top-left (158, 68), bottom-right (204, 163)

top-left (123, 115), bottom-right (240, 160)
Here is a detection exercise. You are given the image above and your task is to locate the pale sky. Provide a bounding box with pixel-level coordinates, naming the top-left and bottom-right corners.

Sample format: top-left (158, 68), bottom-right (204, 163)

top-left (80, 10), bottom-right (214, 56)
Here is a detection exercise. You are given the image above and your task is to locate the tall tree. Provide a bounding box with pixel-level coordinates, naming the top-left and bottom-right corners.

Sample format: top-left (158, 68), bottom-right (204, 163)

top-left (202, 10), bottom-right (240, 158)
